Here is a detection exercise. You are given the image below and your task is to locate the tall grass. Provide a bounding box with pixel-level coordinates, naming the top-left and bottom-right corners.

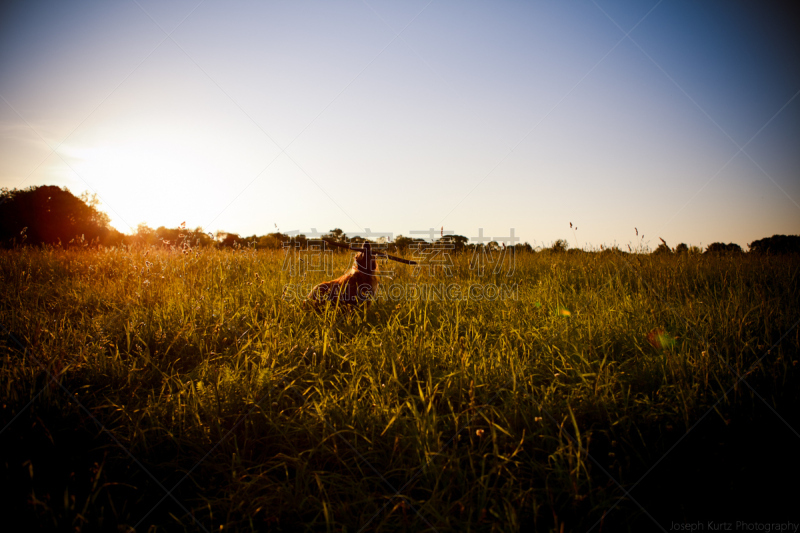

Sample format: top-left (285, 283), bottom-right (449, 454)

top-left (1, 245), bottom-right (798, 531)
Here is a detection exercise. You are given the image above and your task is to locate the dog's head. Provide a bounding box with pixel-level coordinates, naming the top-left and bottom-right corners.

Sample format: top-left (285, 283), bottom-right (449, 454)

top-left (353, 242), bottom-right (377, 274)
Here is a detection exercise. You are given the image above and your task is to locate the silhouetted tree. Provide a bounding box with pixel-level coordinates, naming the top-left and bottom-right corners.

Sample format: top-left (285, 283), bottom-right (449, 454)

top-left (187, 227), bottom-right (215, 248)
top-left (289, 233), bottom-right (308, 249)
top-left (324, 228), bottom-right (347, 243)
top-left (218, 232), bottom-right (247, 248)
top-left (0, 185), bottom-right (123, 247)
top-left (675, 243), bottom-right (689, 254)
top-left (705, 242), bottom-right (743, 254)
top-left (439, 234), bottom-right (469, 252)
top-left (133, 223), bottom-right (158, 246)
top-left (748, 235), bottom-right (800, 255)
top-left (243, 234), bottom-right (261, 249)
top-left (258, 232), bottom-right (290, 249)
top-left (135, 225), bottom-right (213, 248)
top-left (549, 239), bottom-right (568, 253)
top-left (652, 243), bottom-right (672, 255)
top-left (154, 226), bottom-right (184, 247)
top-left (651, 237), bottom-right (673, 255)
top-left (391, 235), bottom-right (425, 252)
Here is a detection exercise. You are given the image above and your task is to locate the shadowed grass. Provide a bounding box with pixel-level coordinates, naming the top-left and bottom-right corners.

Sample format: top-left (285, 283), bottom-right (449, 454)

top-left (1, 245), bottom-right (798, 531)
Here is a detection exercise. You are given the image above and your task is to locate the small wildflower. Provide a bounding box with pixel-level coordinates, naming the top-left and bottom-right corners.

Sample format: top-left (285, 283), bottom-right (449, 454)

top-left (534, 416), bottom-right (542, 422)
top-left (475, 429), bottom-right (484, 437)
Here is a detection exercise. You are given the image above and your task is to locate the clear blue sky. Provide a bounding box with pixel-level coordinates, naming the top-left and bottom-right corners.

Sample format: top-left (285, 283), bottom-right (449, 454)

top-left (1, 0), bottom-right (798, 250)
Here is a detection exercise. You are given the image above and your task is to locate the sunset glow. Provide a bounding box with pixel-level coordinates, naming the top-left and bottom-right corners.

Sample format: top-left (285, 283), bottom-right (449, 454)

top-left (1, 1), bottom-right (797, 247)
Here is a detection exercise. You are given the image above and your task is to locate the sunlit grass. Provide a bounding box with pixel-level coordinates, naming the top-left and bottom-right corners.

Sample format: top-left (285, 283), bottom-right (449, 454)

top-left (1, 245), bottom-right (798, 531)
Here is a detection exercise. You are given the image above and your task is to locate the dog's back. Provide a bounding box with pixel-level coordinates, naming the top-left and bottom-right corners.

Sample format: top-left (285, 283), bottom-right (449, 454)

top-left (307, 245), bottom-right (379, 308)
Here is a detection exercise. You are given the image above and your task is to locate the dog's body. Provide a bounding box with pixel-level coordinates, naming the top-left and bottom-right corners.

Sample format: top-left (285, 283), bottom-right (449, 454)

top-left (307, 243), bottom-right (379, 308)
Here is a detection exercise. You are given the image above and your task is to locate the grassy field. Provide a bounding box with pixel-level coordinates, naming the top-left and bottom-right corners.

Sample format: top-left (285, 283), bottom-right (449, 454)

top-left (1, 244), bottom-right (799, 532)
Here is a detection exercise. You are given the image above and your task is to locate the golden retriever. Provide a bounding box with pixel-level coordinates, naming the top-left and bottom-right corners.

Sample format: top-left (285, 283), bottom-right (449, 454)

top-left (307, 240), bottom-right (416, 309)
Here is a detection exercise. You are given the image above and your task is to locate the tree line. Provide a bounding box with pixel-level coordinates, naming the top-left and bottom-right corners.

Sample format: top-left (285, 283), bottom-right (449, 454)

top-left (2, 185), bottom-right (798, 254)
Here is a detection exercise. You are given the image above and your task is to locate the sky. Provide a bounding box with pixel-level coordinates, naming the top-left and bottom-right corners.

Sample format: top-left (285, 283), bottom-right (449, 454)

top-left (1, 0), bottom-right (798, 250)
